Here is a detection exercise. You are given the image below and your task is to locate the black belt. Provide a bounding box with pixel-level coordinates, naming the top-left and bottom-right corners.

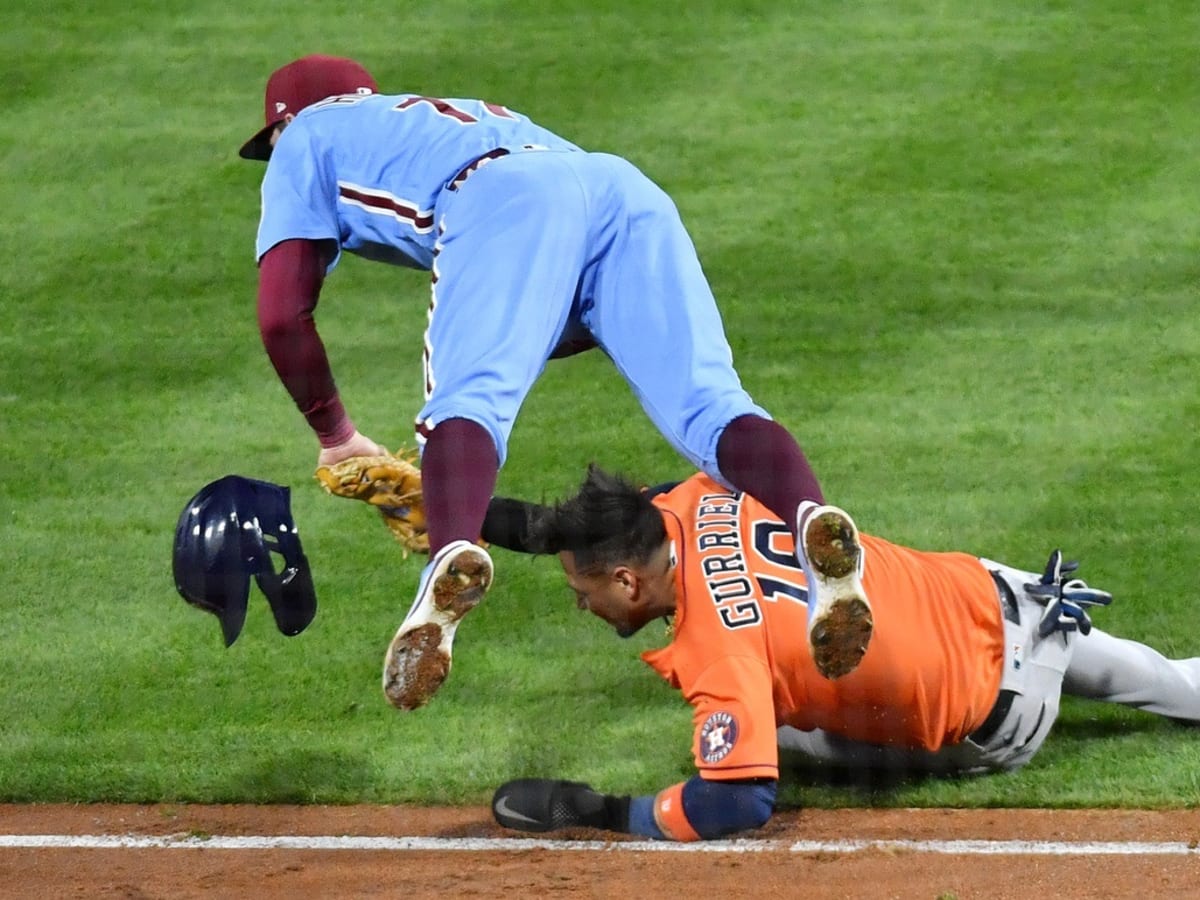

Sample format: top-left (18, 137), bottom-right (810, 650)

top-left (447, 148), bottom-right (511, 191)
top-left (991, 569), bottom-right (1020, 625)
top-left (969, 688), bottom-right (1016, 744)
top-left (969, 571), bottom-right (1022, 743)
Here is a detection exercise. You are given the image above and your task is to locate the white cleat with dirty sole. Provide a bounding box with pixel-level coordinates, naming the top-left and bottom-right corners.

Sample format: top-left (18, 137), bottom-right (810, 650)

top-left (797, 504), bottom-right (873, 680)
top-left (382, 539), bottom-right (493, 711)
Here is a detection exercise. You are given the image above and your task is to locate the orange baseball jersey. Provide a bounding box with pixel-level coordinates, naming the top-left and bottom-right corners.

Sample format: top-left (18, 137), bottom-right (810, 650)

top-left (641, 475), bottom-right (1005, 782)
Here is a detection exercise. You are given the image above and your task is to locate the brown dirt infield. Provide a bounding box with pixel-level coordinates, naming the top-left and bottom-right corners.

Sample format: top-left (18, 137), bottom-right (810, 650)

top-left (1, 804), bottom-right (1197, 898)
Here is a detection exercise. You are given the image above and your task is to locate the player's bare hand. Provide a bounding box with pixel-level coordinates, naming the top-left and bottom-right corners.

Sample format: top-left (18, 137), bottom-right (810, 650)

top-left (318, 430), bottom-right (388, 467)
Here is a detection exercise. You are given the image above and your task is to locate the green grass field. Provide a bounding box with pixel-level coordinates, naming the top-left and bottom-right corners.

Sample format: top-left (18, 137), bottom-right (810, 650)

top-left (1, 0), bottom-right (1197, 809)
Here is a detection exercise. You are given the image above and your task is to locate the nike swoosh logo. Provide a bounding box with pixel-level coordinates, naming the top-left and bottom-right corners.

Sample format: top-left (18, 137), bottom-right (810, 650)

top-left (494, 794), bottom-right (541, 826)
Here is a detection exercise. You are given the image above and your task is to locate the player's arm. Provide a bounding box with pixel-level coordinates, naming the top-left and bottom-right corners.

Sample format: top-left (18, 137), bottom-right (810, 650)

top-left (481, 482), bottom-right (682, 553)
top-left (257, 238), bottom-right (356, 447)
top-left (480, 497), bottom-right (548, 553)
top-left (492, 775), bottom-right (776, 841)
top-left (630, 775), bottom-right (777, 840)
top-left (627, 664), bottom-right (778, 838)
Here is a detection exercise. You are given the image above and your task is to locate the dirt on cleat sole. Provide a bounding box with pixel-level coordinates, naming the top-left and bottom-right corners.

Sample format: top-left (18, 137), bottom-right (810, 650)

top-left (382, 545), bottom-right (493, 711)
top-left (383, 623), bottom-right (450, 711)
top-left (805, 513), bottom-right (861, 579)
top-left (810, 598), bottom-right (873, 679)
top-left (434, 556), bottom-right (491, 616)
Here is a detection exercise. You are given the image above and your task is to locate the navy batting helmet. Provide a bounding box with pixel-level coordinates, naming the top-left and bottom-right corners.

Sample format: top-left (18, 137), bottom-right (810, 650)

top-left (173, 475), bottom-right (317, 646)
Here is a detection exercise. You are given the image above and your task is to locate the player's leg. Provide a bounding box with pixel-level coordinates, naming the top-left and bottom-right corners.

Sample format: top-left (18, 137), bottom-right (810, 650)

top-left (716, 415), bottom-right (824, 515)
top-left (970, 559), bottom-right (1078, 770)
top-left (1063, 628), bottom-right (1200, 724)
top-left (419, 419), bottom-right (498, 554)
top-left (384, 152), bottom-right (590, 711)
top-left (776, 726), bottom-right (991, 776)
top-left (578, 153), bottom-right (871, 678)
top-left (417, 154), bottom-right (589, 478)
top-left (576, 156), bottom-right (766, 477)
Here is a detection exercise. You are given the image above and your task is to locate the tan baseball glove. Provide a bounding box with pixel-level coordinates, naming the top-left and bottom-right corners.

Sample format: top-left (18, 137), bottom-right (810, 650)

top-left (314, 446), bottom-right (429, 555)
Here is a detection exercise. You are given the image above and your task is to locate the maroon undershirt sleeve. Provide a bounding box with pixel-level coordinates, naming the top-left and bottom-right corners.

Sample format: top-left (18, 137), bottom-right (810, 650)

top-left (256, 239), bottom-right (356, 447)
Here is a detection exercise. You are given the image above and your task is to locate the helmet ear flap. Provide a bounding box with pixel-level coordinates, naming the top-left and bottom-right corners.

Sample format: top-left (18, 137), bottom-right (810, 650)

top-left (251, 489), bottom-right (317, 638)
top-left (257, 562), bottom-right (317, 637)
top-left (173, 476), bottom-right (317, 645)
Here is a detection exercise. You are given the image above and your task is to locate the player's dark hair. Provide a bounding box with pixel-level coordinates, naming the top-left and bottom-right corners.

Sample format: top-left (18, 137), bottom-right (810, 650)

top-left (526, 464), bottom-right (666, 574)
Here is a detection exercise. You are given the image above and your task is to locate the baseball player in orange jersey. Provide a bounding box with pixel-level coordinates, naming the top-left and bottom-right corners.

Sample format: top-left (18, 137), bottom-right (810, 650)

top-left (486, 467), bottom-right (1200, 841)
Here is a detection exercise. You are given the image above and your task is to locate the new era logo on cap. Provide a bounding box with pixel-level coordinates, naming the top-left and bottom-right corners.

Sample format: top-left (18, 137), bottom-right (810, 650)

top-left (239, 54), bottom-right (379, 161)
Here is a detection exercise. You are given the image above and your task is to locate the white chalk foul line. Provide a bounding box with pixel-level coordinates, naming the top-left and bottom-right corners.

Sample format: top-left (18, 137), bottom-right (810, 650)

top-left (0, 835), bottom-right (1196, 855)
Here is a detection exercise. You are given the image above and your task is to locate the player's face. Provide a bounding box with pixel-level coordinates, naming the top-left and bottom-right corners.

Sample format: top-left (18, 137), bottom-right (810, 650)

top-left (558, 551), bottom-right (649, 638)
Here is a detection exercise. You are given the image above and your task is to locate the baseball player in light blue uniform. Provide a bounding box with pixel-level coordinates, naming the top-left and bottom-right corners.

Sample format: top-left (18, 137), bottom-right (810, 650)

top-left (258, 90), bottom-right (767, 470)
top-left (243, 55), bottom-right (872, 713)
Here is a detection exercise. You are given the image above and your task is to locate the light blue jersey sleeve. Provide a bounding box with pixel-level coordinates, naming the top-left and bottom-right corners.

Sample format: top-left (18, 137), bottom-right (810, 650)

top-left (256, 126), bottom-right (341, 264)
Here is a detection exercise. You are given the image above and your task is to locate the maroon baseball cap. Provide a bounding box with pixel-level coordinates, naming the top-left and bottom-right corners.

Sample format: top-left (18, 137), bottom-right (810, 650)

top-left (239, 54), bottom-right (378, 161)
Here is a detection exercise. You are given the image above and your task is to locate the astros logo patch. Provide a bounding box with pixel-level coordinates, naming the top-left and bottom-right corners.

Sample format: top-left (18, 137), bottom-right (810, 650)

top-left (700, 711), bottom-right (738, 763)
